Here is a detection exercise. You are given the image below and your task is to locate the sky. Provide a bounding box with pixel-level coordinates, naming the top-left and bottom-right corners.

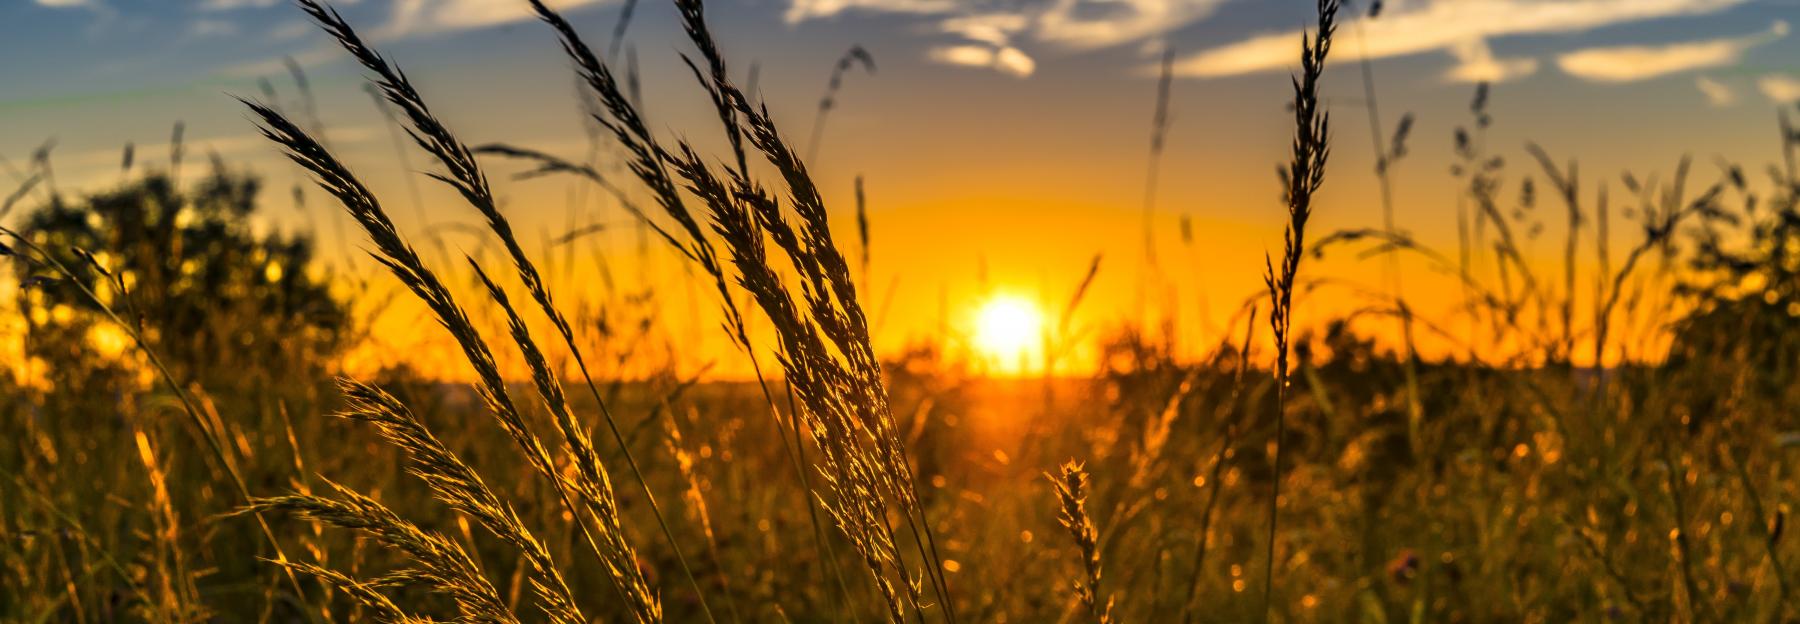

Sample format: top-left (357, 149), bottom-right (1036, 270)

top-left (3, 0), bottom-right (1800, 375)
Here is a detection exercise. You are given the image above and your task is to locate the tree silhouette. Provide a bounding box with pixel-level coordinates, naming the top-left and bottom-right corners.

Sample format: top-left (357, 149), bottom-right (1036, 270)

top-left (1669, 164), bottom-right (1800, 399)
top-left (11, 159), bottom-right (348, 396)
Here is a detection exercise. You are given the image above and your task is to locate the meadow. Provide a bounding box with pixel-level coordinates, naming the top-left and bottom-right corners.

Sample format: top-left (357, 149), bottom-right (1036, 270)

top-left (4, 0), bottom-right (1800, 622)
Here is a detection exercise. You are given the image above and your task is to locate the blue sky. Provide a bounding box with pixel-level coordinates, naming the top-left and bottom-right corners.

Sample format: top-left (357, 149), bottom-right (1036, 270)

top-left (6, 0), bottom-right (1797, 177)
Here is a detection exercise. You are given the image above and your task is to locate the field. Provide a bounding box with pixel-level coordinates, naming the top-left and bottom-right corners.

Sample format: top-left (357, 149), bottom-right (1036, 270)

top-left (4, 0), bottom-right (1800, 622)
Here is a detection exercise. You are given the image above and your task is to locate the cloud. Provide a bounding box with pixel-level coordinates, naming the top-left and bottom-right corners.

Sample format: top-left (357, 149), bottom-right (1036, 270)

top-left (34, 0), bottom-right (93, 7)
top-left (1032, 0), bottom-right (1228, 50)
top-left (218, 43), bottom-right (341, 77)
top-left (994, 46), bottom-right (1036, 76)
top-left (939, 14), bottom-right (1030, 47)
top-left (189, 18), bottom-right (239, 38)
top-left (786, 0), bottom-right (958, 23)
top-left (1555, 21), bottom-right (1786, 82)
top-left (1760, 74), bottom-right (1800, 104)
top-left (792, 0), bottom-right (1230, 44)
top-left (380, 0), bottom-right (607, 38)
top-left (1696, 76), bottom-right (1736, 106)
top-left (197, 0), bottom-right (279, 9)
top-left (222, 0), bottom-right (605, 77)
top-left (1445, 39), bottom-right (1538, 83)
top-left (266, 20), bottom-right (314, 43)
top-left (787, 0), bottom-right (1225, 76)
top-left (930, 44), bottom-right (1036, 77)
top-left (1173, 0), bottom-right (1748, 81)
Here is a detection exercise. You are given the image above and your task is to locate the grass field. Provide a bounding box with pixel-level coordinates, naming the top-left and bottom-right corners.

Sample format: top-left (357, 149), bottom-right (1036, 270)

top-left (5, 0), bottom-right (1800, 621)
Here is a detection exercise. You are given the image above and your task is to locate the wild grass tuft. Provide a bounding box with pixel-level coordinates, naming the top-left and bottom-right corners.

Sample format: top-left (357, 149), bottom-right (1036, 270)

top-left (522, 0), bottom-right (960, 618)
top-left (1049, 460), bottom-right (1112, 624)
top-left (237, 479), bottom-right (515, 622)
top-left (242, 52), bottom-right (656, 618)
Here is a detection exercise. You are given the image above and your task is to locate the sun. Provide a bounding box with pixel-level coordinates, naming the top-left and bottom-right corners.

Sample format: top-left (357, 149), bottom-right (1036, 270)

top-left (972, 294), bottom-right (1045, 373)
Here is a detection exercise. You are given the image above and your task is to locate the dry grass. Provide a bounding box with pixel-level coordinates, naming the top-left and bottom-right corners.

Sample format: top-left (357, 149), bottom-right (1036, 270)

top-left (1049, 460), bottom-right (1112, 624)
top-left (1260, 1), bottom-right (1339, 618)
top-left (7, 0), bottom-right (1800, 622)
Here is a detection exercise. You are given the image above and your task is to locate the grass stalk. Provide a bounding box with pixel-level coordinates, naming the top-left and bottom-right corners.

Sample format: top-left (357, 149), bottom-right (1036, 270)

top-left (1261, 2), bottom-right (1339, 619)
top-left (1050, 461), bottom-right (1113, 624)
top-left (806, 45), bottom-right (876, 162)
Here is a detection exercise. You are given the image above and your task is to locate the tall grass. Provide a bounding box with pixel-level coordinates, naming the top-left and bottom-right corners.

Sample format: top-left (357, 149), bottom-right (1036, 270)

top-left (277, 2), bottom-right (714, 617)
top-left (230, 0), bottom-right (966, 619)
top-left (1139, 47), bottom-right (1175, 331)
top-left (245, 89), bottom-right (657, 620)
top-left (1260, 0), bottom-right (1339, 619)
top-left (1049, 460), bottom-right (1112, 624)
top-left (518, 0), bottom-right (964, 618)
top-left (807, 45), bottom-right (877, 162)
top-left (11, 0), bottom-right (1800, 622)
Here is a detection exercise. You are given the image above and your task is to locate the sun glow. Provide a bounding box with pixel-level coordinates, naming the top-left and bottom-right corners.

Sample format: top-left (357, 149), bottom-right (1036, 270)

top-left (972, 293), bottom-right (1044, 374)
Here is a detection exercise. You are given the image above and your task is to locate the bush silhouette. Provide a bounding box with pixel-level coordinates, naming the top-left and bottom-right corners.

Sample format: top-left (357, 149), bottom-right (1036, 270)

top-left (11, 161), bottom-right (348, 396)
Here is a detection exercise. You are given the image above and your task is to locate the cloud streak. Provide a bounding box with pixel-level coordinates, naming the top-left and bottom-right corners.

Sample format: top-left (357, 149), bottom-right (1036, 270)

top-left (379, 0), bottom-right (609, 38)
top-left (1445, 39), bottom-right (1538, 83)
top-left (786, 0), bottom-right (1226, 76)
top-left (197, 0), bottom-right (279, 10)
top-left (1761, 74), bottom-right (1800, 104)
top-left (786, 0), bottom-right (958, 23)
top-left (1696, 76), bottom-right (1736, 106)
top-left (219, 0), bottom-right (615, 77)
top-left (1172, 0), bottom-right (1748, 81)
top-left (929, 44), bottom-right (1035, 77)
top-left (1555, 20), bottom-right (1786, 83)
top-left (1031, 0), bottom-right (1227, 50)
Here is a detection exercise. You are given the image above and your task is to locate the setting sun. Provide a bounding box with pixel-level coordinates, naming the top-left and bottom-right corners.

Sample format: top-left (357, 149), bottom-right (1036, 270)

top-left (972, 294), bottom-right (1044, 373)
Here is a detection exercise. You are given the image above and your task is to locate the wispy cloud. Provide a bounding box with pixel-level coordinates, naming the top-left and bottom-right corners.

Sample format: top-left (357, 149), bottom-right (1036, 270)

top-left (379, 0), bottom-right (608, 38)
top-left (219, 0), bottom-right (611, 78)
top-left (1696, 76), bottom-right (1736, 106)
top-left (786, 0), bottom-right (958, 23)
top-left (1445, 39), bottom-right (1538, 83)
top-left (929, 44), bottom-right (1035, 77)
top-left (196, 0), bottom-right (279, 10)
top-left (1031, 0), bottom-right (1228, 50)
top-left (266, 20), bottom-right (314, 43)
top-left (218, 43), bottom-right (341, 78)
top-left (938, 14), bottom-right (1029, 47)
top-left (1760, 74), bottom-right (1800, 104)
top-left (188, 18), bottom-right (240, 38)
top-left (1172, 0), bottom-right (1748, 82)
top-left (787, 0), bottom-right (1226, 76)
top-left (1555, 21), bottom-right (1786, 83)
